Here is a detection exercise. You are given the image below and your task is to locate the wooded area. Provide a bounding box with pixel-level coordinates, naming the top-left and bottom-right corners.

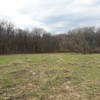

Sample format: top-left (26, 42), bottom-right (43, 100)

top-left (0, 21), bottom-right (100, 54)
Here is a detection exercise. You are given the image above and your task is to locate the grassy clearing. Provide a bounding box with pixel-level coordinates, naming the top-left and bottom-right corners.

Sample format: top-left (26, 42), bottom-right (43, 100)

top-left (0, 53), bottom-right (100, 100)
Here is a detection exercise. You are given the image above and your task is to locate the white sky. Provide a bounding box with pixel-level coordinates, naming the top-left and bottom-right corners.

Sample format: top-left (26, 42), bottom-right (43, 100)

top-left (0, 0), bottom-right (100, 33)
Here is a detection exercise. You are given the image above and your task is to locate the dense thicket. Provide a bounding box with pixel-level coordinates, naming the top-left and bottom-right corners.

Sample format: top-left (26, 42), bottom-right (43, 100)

top-left (0, 21), bottom-right (100, 54)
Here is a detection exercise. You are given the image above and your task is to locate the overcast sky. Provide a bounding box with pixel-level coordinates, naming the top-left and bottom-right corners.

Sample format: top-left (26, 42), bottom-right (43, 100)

top-left (0, 0), bottom-right (100, 33)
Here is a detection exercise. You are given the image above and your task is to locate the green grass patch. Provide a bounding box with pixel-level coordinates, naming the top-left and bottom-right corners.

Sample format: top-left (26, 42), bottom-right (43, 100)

top-left (0, 53), bottom-right (100, 100)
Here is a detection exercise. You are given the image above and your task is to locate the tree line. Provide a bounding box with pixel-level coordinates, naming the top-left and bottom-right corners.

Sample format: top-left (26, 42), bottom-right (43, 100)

top-left (0, 21), bottom-right (100, 54)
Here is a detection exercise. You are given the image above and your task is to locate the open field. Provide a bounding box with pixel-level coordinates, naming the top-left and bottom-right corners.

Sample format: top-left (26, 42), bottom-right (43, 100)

top-left (0, 53), bottom-right (100, 100)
